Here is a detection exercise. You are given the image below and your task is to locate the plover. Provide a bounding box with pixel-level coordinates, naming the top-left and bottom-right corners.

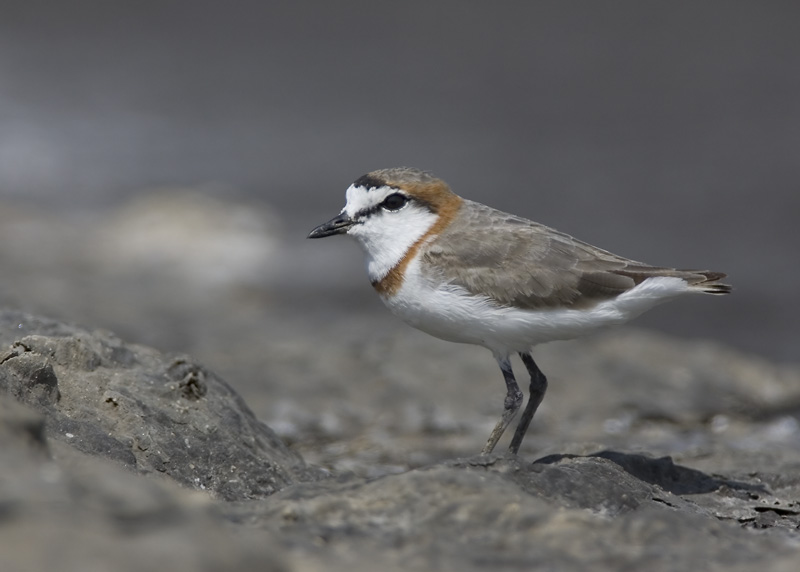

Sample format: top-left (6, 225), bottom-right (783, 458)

top-left (308, 168), bottom-right (731, 455)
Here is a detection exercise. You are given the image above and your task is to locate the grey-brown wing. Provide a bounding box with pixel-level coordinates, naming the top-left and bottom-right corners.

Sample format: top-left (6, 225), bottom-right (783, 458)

top-left (422, 201), bottom-right (675, 309)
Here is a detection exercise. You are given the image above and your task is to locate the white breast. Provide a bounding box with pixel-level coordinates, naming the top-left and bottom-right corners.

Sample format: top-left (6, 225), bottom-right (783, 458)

top-left (380, 255), bottom-right (693, 358)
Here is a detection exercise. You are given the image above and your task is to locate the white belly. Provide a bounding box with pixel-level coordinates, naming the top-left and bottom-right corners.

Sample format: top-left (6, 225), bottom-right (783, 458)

top-left (380, 258), bottom-right (692, 357)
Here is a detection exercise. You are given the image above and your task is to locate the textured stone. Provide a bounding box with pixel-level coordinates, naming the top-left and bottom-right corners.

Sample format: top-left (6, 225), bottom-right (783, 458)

top-left (0, 311), bottom-right (311, 500)
top-left (0, 396), bottom-right (289, 572)
top-left (2, 310), bottom-right (800, 572)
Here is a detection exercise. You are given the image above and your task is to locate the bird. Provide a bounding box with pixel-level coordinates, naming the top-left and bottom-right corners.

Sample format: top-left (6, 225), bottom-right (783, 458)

top-left (308, 167), bottom-right (731, 455)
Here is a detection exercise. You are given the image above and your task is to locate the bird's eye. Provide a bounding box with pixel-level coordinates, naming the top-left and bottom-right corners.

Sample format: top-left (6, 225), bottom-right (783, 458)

top-left (380, 193), bottom-right (408, 212)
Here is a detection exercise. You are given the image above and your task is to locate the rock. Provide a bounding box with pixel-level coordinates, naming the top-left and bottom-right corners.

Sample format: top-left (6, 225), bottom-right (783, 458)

top-left (0, 395), bottom-right (290, 572)
top-left (227, 454), bottom-right (800, 571)
top-left (3, 309), bottom-right (800, 572)
top-left (0, 310), bottom-right (312, 500)
top-left (0, 396), bottom-right (49, 456)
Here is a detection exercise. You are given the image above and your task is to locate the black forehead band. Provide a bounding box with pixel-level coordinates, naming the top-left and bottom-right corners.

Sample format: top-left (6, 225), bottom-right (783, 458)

top-left (352, 174), bottom-right (387, 190)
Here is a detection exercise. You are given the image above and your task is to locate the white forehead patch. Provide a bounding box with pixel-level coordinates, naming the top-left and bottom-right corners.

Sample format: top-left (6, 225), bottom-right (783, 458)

top-left (342, 184), bottom-right (396, 218)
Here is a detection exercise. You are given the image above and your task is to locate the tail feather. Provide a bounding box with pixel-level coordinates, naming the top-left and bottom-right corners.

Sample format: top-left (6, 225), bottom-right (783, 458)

top-left (683, 270), bottom-right (732, 294)
top-left (614, 267), bottom-right (732, 295)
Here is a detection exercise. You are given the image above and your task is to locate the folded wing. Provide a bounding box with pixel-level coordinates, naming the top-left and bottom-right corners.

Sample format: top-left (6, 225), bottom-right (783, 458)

top-left (422, 200), bottom-right (730, 310)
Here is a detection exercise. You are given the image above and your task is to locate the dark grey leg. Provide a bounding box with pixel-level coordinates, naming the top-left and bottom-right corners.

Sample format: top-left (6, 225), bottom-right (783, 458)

top-left (481, 356), bottom-right (523, 455)
top-left (508, 352), bottom-right (548, 455)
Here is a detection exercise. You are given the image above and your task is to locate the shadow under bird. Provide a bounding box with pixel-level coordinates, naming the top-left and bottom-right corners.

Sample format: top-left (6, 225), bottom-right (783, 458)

top-left (308, 168), bottom-right (732, 455)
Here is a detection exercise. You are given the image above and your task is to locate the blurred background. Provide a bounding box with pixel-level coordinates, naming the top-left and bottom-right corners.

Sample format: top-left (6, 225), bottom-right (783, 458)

top-left (0, 1), bottom-right (797, 367)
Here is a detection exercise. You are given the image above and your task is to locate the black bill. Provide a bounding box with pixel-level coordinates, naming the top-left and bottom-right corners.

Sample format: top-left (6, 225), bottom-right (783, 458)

top-left (307, 212), bottom-right (356, 238)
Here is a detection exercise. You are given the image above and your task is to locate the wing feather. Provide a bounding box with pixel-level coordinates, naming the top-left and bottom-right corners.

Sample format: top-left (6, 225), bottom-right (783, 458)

top-left (421, 200), bottom-right (725, 309)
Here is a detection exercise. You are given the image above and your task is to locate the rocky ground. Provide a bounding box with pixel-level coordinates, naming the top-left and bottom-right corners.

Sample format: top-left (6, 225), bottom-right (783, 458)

top-left (2, 306), bottom-right (800, 572)
top-left (1, 193), bottom-right (799, 570)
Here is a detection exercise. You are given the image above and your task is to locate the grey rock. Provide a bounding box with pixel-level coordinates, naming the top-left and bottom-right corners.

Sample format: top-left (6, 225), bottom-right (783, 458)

top-left (3, 309), bottom-right (800, 572)
top-left (227, 454), bottom-right (799, 571)
top-left (0, 310), bottom-right (311, 500)
top-left (0, 395), bottom-right (290, 572)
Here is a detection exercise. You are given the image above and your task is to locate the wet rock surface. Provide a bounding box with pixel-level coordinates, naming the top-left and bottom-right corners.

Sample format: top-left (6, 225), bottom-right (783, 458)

top-left (1, 309), bottom-right (800, 571)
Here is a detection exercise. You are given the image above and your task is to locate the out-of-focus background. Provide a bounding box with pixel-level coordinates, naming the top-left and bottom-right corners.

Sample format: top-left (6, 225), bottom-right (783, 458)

top-left (5, 8), bottom-right (800, 568)
top-left (0, 1), bottom-right (797, 365)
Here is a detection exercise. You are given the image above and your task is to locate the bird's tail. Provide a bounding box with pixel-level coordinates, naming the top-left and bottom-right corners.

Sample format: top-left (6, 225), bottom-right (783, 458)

top-left (684, 270), bottom-right (732, 294)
